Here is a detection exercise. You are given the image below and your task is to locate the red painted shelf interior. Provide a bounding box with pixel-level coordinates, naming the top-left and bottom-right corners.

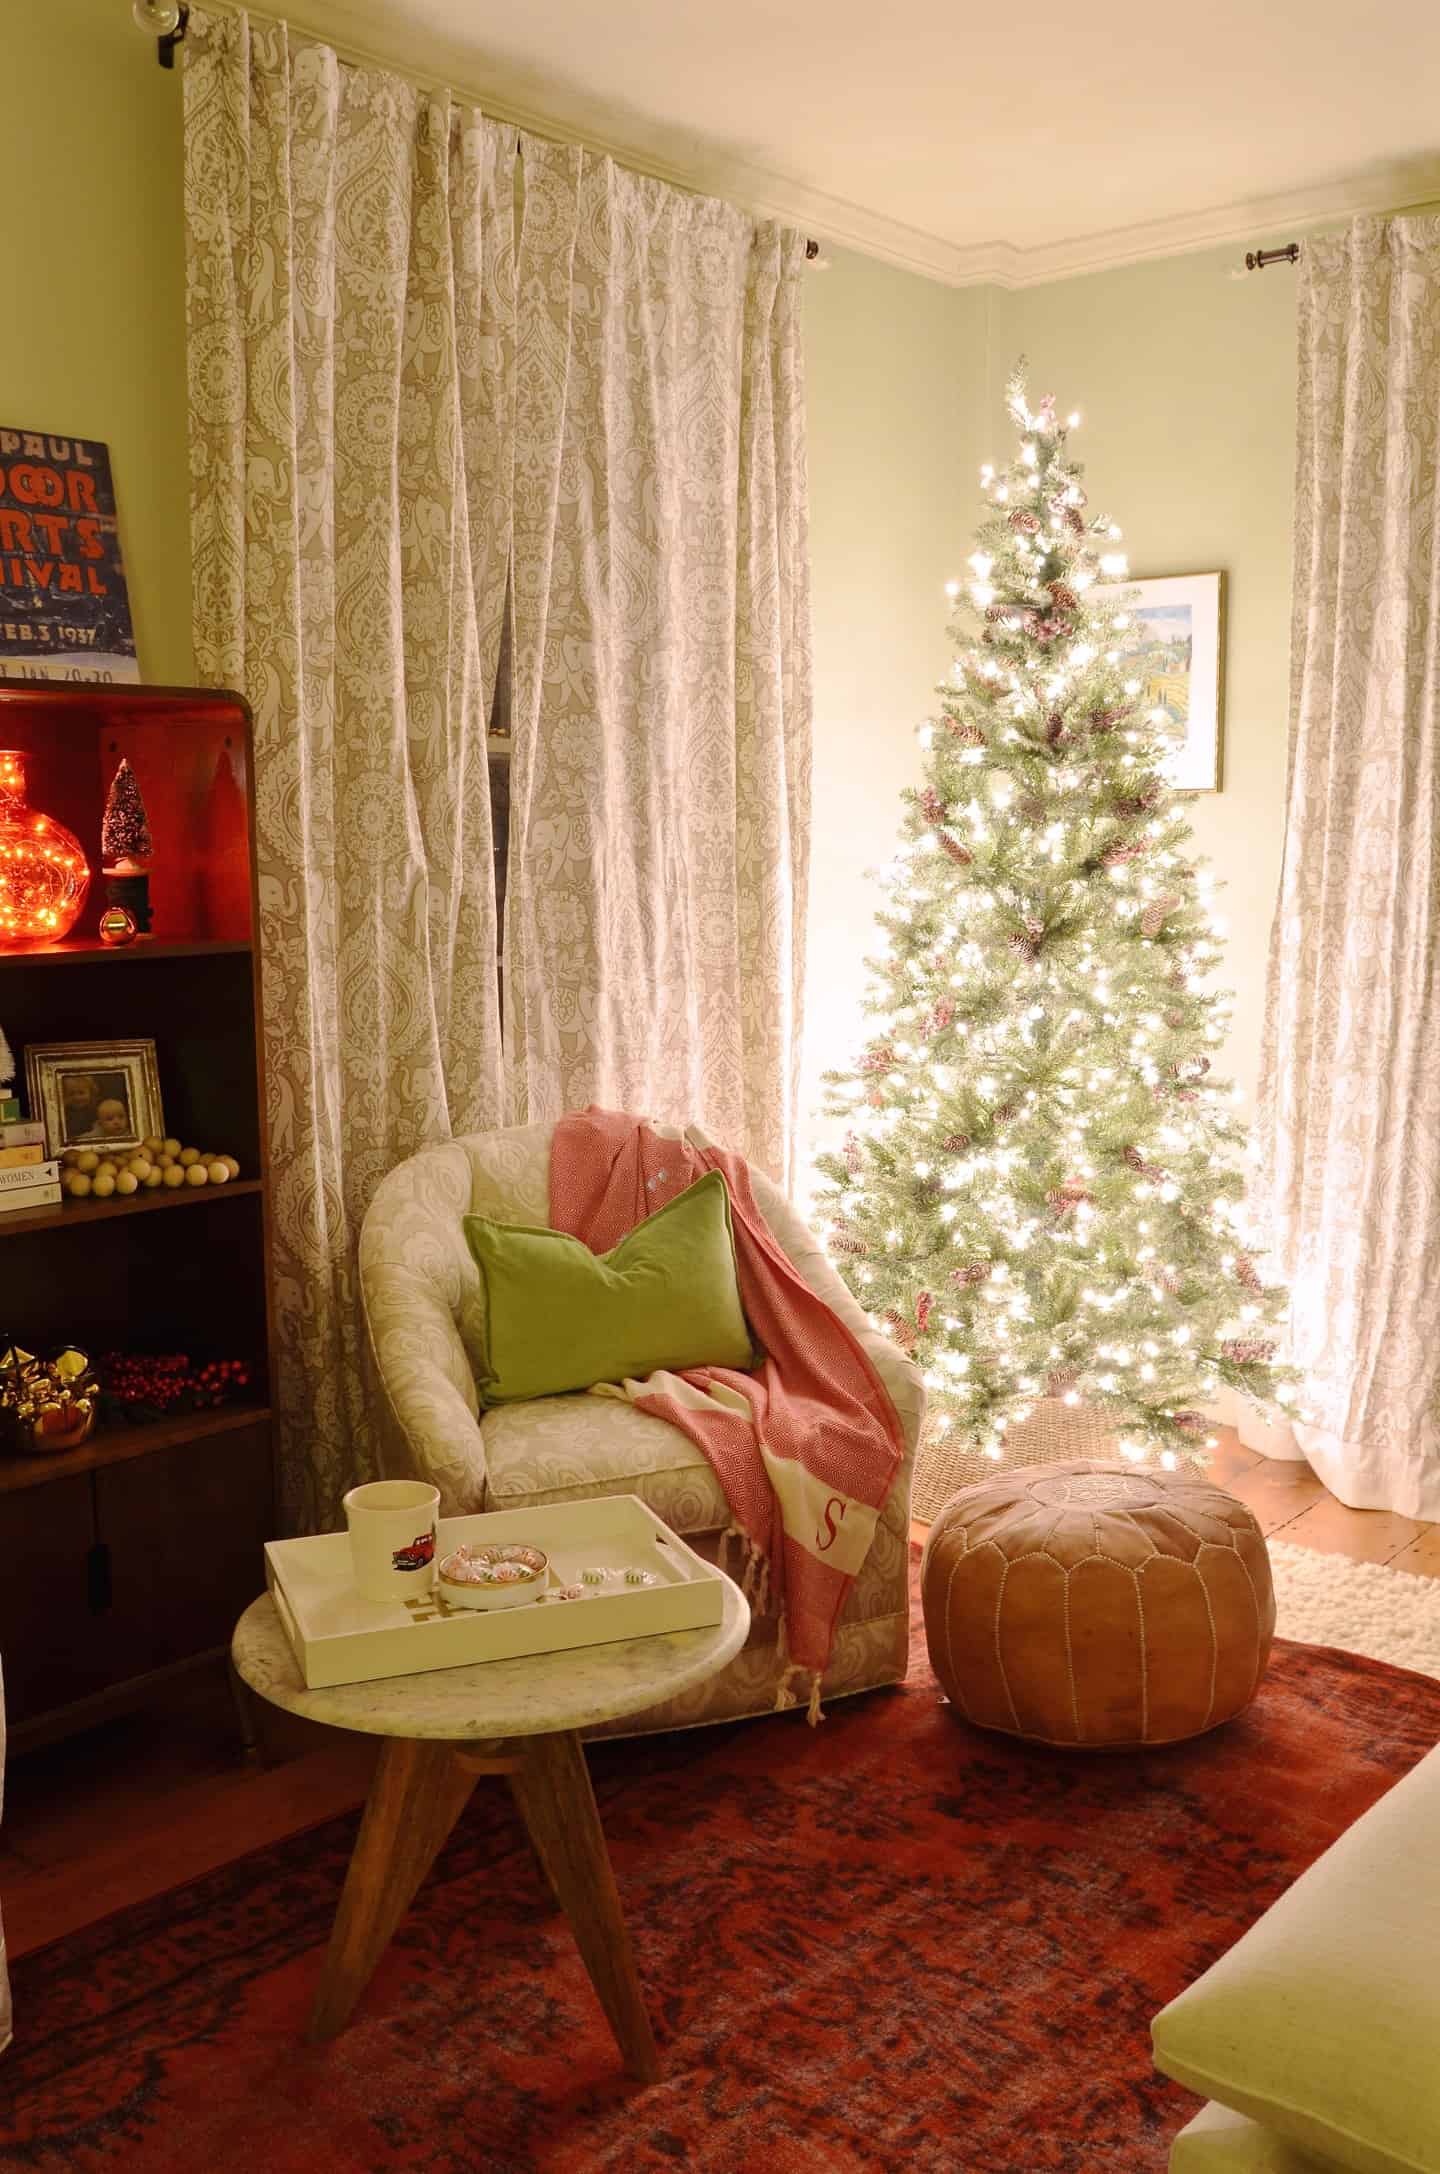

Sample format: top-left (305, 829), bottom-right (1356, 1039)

top-left (0, 686), bottom-right (253, 949)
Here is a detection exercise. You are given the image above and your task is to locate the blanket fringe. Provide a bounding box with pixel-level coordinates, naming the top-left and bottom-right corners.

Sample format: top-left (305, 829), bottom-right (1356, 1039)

top-left (726, 1528), bottom-right (772, 1619)
top-left (772, 1661), bottom-right (825, 1725)
top-left (720, 1535), bottom-right (821, 1724)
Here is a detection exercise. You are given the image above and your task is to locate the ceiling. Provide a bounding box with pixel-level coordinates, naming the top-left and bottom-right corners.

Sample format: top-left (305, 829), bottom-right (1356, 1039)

top-left (282, 0), bottom-right (1440, 285)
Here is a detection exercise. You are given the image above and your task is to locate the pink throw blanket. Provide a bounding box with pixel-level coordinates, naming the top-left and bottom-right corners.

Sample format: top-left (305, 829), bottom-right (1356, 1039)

top-left (550, 1109), bottom-right (906, 1720)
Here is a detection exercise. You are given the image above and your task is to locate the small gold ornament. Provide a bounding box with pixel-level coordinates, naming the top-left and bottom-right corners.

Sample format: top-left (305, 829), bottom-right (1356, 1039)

top-left (98, 905), bottom-right (138, 947)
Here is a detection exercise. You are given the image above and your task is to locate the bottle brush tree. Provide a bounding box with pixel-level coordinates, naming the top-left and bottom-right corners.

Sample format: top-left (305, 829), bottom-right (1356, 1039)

top-left (101, 758), bottom-right (154, 869)
top-left (813, 370), bottom-right (1298, 1469)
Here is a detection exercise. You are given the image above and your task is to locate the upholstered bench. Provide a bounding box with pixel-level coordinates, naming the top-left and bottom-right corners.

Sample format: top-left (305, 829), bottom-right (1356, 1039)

top-left (1155, 1739), bottom-right (1440, 2172)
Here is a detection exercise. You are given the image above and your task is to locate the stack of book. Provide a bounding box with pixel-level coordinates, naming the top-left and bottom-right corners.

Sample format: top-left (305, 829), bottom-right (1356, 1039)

top-left (0, 1096), bottom-right (59, 1214)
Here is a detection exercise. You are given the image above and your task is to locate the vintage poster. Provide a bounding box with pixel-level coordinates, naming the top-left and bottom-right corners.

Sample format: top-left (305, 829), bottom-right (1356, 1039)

top-left (0, 428), bottom-right (140, 684)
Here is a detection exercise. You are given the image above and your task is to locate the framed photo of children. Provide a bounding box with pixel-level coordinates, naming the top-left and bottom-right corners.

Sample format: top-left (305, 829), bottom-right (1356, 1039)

top-left (1122, 571), bottom-right (1225, 792)
top-left (25, 1039), bottom-right (164, 1158)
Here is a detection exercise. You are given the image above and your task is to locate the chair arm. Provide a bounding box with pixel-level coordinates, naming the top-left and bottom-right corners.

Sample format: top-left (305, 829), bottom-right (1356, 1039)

top-left (358, 1156), bottom-right (490, 1515)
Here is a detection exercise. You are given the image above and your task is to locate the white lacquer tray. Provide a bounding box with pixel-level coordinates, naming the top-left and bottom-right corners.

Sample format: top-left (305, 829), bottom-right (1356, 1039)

top-left (265, 1493), bottom-right (726, 1690)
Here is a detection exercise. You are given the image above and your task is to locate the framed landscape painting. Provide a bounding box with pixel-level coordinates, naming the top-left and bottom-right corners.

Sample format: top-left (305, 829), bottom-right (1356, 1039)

top-left (1123, 571), bottom-right (1225, 792)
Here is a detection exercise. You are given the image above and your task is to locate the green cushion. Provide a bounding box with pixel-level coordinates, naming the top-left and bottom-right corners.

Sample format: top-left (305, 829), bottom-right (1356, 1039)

top-left (462, 1169), bottom-right (756, 1405)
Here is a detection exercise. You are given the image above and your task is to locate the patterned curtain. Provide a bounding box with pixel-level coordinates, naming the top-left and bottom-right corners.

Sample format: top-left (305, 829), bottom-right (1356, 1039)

top-left (505, 142), bottom-right (812, 1188)
top-left (1257, 215), bottom-right (1440, 1520)
top-left (185, 11), bottom-right (511, 1527)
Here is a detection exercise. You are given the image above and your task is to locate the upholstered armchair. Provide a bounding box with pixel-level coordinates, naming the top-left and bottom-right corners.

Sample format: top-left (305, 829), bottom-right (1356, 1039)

top-left (358, 1120), bottom-right (925, 1732)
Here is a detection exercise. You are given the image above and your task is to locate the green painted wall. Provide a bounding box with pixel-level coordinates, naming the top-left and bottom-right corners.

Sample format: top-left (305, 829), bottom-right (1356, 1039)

top-left (1, 0), bottom-right (193, 684)
top-left (802, 251), bottom-right (988, 1132)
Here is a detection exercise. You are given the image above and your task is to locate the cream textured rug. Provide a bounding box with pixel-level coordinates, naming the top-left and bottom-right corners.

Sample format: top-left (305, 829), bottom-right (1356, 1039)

top-left (1270, 1541), bottom-right (1440, 1681)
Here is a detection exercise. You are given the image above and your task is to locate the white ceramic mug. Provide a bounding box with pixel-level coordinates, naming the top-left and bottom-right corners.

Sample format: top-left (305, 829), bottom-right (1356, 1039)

top-left (343, 1478), bottom-right (441, 1603)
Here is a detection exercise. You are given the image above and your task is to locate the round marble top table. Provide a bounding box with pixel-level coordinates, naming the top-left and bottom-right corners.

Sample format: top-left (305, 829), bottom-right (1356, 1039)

top-left (232, 1583), bottom-right (749, 2078)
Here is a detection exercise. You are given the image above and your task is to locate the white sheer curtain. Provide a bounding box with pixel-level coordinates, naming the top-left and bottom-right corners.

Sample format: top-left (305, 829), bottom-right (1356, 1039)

top-left (185, 11), bottom-right (510, 1526)
top-left (505, 141), bottom-right (812, 1188)
top-left (1256, 215), bottom-right (1440, 1520)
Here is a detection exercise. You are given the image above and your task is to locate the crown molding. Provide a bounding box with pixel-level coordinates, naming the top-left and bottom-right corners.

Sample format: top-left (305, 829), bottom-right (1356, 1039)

top-left (957, 157), bottom-right (1440, 287)
top-left (213, 3), bottom-right (1440, 290)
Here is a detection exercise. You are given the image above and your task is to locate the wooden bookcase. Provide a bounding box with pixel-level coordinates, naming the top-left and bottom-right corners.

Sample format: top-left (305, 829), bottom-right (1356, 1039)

top-left (0, 684), bottom-right (275, 1750)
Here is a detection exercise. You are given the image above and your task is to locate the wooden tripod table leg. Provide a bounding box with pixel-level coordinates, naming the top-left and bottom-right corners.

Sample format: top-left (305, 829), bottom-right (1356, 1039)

top-left (309, 1736), bottom-right (479, 2043)
top-left (508, 1729), bottom-right (660, 2082)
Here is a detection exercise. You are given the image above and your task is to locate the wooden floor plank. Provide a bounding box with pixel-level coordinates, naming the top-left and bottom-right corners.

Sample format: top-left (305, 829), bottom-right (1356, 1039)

top-left (1388, 1528), bottom-right (1440, 1581)
top-left (1205, 1436), bottom-right (1264, 1482)
top-left (1278, 1495), bottom-right (1426, 1566)
top-left (1220, 1461), bottom-right (1327, 1536)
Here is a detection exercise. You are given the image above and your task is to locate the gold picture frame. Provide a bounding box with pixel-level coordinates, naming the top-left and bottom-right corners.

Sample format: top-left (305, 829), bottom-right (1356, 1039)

top-left (25, 1038), bottom-right (165, 1160)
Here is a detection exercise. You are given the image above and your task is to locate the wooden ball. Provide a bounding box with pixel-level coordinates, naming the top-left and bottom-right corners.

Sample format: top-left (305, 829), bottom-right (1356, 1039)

top-left (68, 1171), bottom-right (93, 1197)
top-left (185, 1161), bottom-right (209, 1187)
top-left (163, 1164), bottom-right (186, 1189)
top-left (206, 1159), bottom-right (231, 1185)
top-left (91, 1171), bottom-right (116, 1199)
top-left (115, 1170), bottom-right (139, 1195)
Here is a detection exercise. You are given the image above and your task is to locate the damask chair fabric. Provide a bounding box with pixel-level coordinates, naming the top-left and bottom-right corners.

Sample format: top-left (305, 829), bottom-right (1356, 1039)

top-left (359, 1120), bottom-right (924, 1731)
top-left (921, 1462), bottom-right (1275, 1748)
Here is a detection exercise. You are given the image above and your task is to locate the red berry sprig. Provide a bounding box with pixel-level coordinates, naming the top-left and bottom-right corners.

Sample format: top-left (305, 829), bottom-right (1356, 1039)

top-left (99, 1352), bottom-right (253, 1422)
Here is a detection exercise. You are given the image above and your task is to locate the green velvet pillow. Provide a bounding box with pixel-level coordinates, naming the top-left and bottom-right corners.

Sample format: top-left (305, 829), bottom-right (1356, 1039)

top-left (462, 1169), bottom-right (756, 1406)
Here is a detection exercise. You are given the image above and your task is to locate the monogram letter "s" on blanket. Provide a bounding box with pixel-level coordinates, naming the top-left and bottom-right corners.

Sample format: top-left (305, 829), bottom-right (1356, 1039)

top-left (761, 1450), bottom-right (878, 1578)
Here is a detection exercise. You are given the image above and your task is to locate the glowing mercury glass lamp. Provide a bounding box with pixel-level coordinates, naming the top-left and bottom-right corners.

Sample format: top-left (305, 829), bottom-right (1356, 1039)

top-left (0, 751), bottom-right (91, 947)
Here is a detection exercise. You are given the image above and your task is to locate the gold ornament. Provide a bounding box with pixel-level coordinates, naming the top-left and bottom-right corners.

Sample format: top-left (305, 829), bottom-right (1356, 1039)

top-left (0, 1340), bottom-right (99, 1456)
top-left (98, 905), bottom-right (138, 947)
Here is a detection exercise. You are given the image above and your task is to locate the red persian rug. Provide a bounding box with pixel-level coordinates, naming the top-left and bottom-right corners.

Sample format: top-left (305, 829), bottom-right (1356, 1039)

top-left (6, 1562), bottom-right (1439, 2174)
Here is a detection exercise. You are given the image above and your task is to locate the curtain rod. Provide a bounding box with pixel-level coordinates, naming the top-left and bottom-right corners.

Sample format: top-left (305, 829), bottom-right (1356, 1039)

top-left (142, 2), bottom-right (824, 257)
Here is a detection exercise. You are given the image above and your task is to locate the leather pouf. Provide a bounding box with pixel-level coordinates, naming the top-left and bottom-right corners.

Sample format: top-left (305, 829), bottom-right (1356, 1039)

top-left (921, 1460), bottom-right (1276, 1747)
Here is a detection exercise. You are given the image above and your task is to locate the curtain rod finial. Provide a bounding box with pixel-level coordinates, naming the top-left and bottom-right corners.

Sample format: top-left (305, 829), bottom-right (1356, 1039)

top-left (133, 0), bottom-right (189, 68)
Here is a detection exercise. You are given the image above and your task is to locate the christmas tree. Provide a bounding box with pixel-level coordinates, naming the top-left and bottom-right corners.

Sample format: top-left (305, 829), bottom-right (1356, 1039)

top-left (101, 759), bottom-right (153, 869)
top-left (813, 370), bottom-right (1296, 1469)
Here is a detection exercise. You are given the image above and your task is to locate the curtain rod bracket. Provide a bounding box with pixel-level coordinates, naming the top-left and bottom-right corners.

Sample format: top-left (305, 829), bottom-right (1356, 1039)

top-left (1244, 242), bottom-right (1301, 272)
top-left (155, 3), bottom-right (190, 69)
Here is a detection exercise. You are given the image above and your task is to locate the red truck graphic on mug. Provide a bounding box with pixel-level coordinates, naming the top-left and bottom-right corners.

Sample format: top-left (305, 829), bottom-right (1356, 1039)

top-left (392, 1530), bottom-right (436, 1573)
